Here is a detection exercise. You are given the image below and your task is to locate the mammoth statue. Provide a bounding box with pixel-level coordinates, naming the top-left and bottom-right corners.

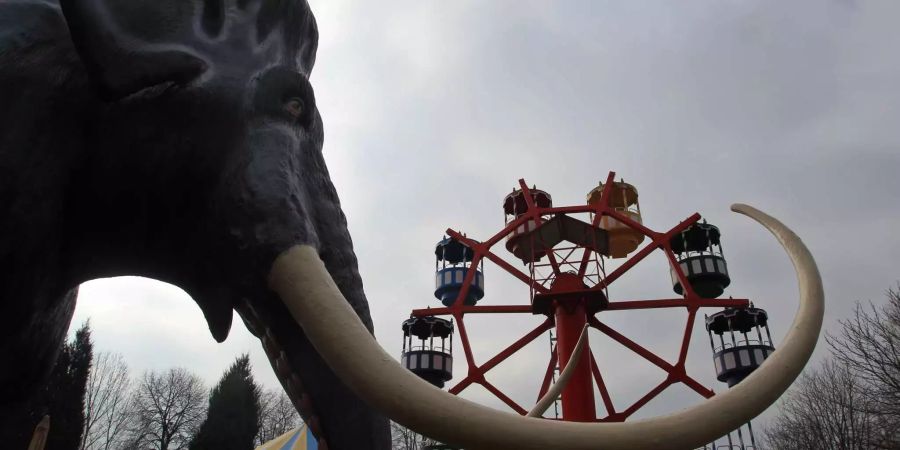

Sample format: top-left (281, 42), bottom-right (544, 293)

top-left (0, 1), bottom-right (824, 449)
top-left (0, 0), bottom-right (390, 448)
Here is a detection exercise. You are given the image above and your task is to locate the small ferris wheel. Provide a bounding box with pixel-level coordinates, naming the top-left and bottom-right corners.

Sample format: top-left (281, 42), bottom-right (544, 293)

top-left (400, 171), bottom-right (774, 449)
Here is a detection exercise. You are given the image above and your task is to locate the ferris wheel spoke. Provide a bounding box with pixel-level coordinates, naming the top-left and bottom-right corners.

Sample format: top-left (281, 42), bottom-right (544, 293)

top-left (450, 319), bottom-right (553, 397)
top-left (448, 375), bottom-right (476, 395)
top-left (589, 352), bottom-right (616, 416)
top-left (595, 213), bottom-right (701, 291)
top-left (481, 249), bottom-right (550, 293)
top-left (669, 309), bottom-right (717, 398)
top-left (595, 171), bottom-right (618, 209)
top-left (411, 299), bottom-right (749, 317)
top-left (588, 317), bottom-right (674, 373)
top-left (676, 308), bottom-right (699, 366)
top-left (516, 181), bottom-right (559, 276)
top-left (544, 251), bottom-right (563, 276)
top-left (481, 378), bottom-right (528, 416)
top-left (477, 319), bottom-right (554, 376)
top-left (445, 231), bottom-right (550, 294)
top-left (517, 179), bottom-right (537, 209)
top-left (604, 297), bottom-right (752, 312)
top-left (605, 208), bottom-right (658, 241)
top-left (577, 174), bottom-right (615, 277)
top-left (618, 379), bottom-right (673, 420)
top-left (663, 242), bottom-right (697, 299)
top-left (482, 211), bottom-right (532, 248)
top-left (595, 240), bottom-right (659, 291)
top-left (411, 304), bottom-right (535, 317)
top-left (575, 248), bottom-right (594, 279)
top-left (678, 373), bottom-right (715, 399)
top-left (605, 298), bottom-right (690, 310)
top-left (454, 314), bottom-right (477, 370)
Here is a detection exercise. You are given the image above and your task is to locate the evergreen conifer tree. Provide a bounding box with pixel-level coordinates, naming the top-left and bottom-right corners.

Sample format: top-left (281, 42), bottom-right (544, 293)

top-left (47, 322), bottom-right (93, 450)
top-left (5, 322), bottom-right (93, 450)
top-left (191, 355), bottom-right (261, 450)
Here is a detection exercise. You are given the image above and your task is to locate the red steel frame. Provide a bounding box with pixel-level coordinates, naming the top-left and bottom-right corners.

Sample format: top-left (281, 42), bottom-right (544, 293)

top-left (410, 171), bottom-right (750, 422)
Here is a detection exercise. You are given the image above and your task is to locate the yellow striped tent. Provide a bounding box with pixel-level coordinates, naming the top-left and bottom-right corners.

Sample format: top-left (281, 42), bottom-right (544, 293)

top-left (255, 424), bottom-right (318, 450)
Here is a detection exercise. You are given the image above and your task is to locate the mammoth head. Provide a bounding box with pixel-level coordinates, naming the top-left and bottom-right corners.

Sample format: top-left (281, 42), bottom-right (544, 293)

top-left (62, 0), bottom-right (318, 100)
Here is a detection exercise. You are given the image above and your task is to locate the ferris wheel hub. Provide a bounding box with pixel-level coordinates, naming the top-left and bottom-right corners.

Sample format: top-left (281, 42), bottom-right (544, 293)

top-left (532, 272), bottom-right (608, 315)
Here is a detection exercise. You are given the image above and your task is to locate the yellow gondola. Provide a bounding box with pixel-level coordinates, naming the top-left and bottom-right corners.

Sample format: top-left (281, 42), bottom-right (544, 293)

top-left (587, 180), bottom-right (644, 258)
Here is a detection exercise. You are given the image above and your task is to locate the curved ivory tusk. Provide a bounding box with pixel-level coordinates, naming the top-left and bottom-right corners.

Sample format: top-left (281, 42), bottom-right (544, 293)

top-left (268, 203), bottom-right (823, 450)
top-left (527, 324), bottom-right (589, 418)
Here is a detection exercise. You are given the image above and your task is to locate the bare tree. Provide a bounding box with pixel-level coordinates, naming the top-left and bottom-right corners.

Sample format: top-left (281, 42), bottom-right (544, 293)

top-left (828, 287), bottom-right (900, 423)
top-left (255, 389), bottom-right (301, 446)
top-left (391, 421), bottom-right (437, 450)
top-left (126, 368), bottom-right (207, 450)
top-left (764, 359), bottom-right (879, 449)
top-left (766, 286), bottom-right (900, 449)
top-left (80, 352), bottom-right (132, 450)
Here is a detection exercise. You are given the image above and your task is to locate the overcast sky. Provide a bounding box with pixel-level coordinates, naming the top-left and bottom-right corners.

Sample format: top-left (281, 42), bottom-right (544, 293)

top-left (72, 0), bottom-right (900, 434)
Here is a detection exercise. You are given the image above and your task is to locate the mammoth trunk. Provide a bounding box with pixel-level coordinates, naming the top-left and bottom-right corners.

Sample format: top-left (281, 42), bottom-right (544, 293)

top-left (221, 126), bottom-right (389, 449)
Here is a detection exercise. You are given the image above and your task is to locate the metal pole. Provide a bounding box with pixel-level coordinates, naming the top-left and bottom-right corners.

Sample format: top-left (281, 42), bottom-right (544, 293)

top-left (553, 276), bottom-right (596, 421)
top-left (747, 420), bottom-right (757, 448)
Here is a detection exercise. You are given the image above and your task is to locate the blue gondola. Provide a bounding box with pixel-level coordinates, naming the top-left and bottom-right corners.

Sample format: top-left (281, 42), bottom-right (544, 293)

top-left (434, 237), bottom-right (484, 307)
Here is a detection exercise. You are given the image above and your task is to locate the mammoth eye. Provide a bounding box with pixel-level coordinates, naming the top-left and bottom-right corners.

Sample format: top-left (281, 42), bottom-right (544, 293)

top-left (283, 97), bottom-right (304, 118)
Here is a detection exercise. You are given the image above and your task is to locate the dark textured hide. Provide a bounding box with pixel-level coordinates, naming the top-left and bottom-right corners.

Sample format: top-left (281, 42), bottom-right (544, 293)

top-left (0, 1), bottom-right (390, 448)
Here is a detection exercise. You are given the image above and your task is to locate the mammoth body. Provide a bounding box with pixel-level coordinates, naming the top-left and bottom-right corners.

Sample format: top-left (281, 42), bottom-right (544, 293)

top-left (0, 1), bottom-right (391, 448)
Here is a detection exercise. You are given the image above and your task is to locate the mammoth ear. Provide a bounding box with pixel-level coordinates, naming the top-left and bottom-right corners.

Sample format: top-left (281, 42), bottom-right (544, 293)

top-left (59, 0), bottom-right (207, 101)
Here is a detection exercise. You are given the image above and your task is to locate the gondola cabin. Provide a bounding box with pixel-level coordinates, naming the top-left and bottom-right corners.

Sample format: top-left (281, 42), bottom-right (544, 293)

top-left (587, 180), bottom-right (644, 258)
top-left (434, 237), bottom-right (484, 307)
top-left (670, 221), bottom-right (731, 298)
top-left (706, 307), bottom-right (775, 387)
top-left (400, 316), bottom-right (454, 388)
top-left (503, 187), bottom-right (553, 262)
